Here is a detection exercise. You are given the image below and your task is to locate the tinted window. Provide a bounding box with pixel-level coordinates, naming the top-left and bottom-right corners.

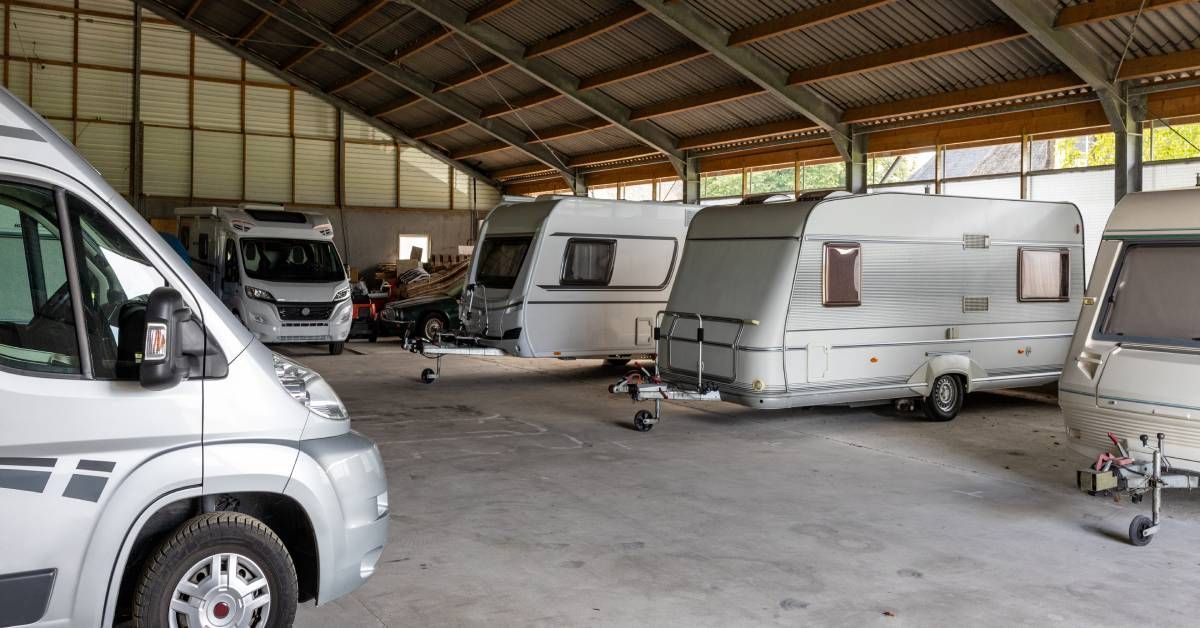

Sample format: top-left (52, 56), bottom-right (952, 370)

top-left (561, 239), bottom-right (615, 286)
top-left (476, 236), bottom-right (531, 290)
top-left (822, 242), bottom-right (861, 306)
top-left (0, 183), bottom-right (80, 374)
top-left (240, 238), bottom-right (345, 283)
top-left (1100, 244), bottom-right (1200, 345)
top-left (1019, 248), bottom-right (1069, 302)
top-left (68, 194), bottom-right (166, 379)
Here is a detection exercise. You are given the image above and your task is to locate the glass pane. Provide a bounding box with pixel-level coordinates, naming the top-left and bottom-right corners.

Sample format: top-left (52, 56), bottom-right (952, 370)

top-left (68, 195), bottom-right (167, 379)
top-left (1019, 249), bottom-right (1068, 301)
top-left (1144, 120), bottom-right (1200, 162)
top-left (800, 162), bottom-right (845, 190)
top-left (1029, 133), bottom-right (1116, 170)
top-left (656, 178), bottom-right (683, 202)
top-left (562, 240), bottom-right (615, 285)
top-left (476, 236), bottom-right (531, 289)
top-left (701, 171), bottom-right (741, 198)
top-left (588, 186), bottom-right (618, 200)
top-left (823, 243), bottom-right (861, 306)
top-left (943, 142), bottom-right (1020, 177)
top-left (868, 151), bottom-right (935, 185)
top-left (622, 182), bottom-right (653, 202)
top-left (941, 175), bottom-right (1020, 199)
top-left (1028, 167), bottom-right (1114, 277)
top-left (0, 183), bottom-right (79, 374)
top-left (1144, 159), bottom-right (1200, 191)
top-left (1101, 245), bottom-right (1200, 344)
top-left (240, 238), bottom-right (345, 282)
top-left (749, 166), bottom-right (795, 194)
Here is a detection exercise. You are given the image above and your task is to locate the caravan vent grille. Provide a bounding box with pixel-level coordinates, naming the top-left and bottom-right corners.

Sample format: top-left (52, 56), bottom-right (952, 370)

top-left (962, 296), bottom-right (990, 312)
top-left (963, 234), bottom-right (990, 249)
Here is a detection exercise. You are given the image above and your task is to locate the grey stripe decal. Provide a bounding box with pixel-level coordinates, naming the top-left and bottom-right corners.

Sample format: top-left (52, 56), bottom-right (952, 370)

top-left (77, 459), bottom-right (116, 473)
top-left (63, 474), bottom-right (108, 502)
top-left (0, 457), bottom-right (56, 468)
top-left (1098, 394), bottom-right (1200, 414)
top-left (0, 124), bottom-right (45, 142)
top-left (0, 469), bottom-right (52, 493)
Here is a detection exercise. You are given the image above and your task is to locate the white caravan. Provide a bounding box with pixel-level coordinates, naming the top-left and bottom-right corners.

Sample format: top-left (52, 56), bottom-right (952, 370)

top-left (398, 195), bottom-right (696, 383)
top-left (176, 205), bottom-right (352, 355)
top-left (0, 86), bottom-right (386, 625)
top-left (1063, 189), bottom-right (1200, 546)
top-left (611, 191), bottom-right (1084, 431)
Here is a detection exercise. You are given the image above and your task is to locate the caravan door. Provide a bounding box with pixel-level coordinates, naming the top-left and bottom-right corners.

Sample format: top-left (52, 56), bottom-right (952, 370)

top-left (1092, 243), bottom-right (1200, 462)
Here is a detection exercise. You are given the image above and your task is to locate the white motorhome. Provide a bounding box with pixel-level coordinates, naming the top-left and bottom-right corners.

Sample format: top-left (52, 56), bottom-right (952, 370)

top-left (611, 191), bottom-right (1084, 431)
top-left (394, 195), bottom-right (696, 382)
top-left (1061, 189), bottom-right (1200, 545)
top-left (176, 205), bottom-right (352, 354)
top-left (0, 87), bottom-right (387, 625)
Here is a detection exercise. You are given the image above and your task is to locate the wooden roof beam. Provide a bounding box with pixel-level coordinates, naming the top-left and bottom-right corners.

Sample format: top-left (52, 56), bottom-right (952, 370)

top-left (528, 118), bottom-right (613, 143)
top-left (678, 118), bottom-right (819, 150)
top-left (728, 0), bottom-right (895, 47)
top-left (185, 0), bottom-right (205, 19)
top-left (527, 5), bottom-right (647, 58)
top-left (843, 72), bottom-right (1087, 123)
top-left (578, 44), bottom-right (707, 90)
top-left (789, 22), bottom-right (1028, 85)
top-left (1055, 0), bottom-right (1192, 28)
top-left (467, 0), bottom-right (523, 23)
top-left (567, 145), bottom-right (659, 168)
top-left (234, 1), bottom-right (282, 47)
top-left (1118, 48), bottom-right (1200, 80)
top-left (629, 82), bottom-right (764, 120)
top-left (281, 0), bottom-right (393, 71)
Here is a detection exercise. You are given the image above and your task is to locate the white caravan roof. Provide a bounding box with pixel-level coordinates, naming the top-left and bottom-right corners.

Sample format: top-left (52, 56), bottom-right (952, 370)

top-left (1104, 188), bottom-right (1200, 238)
top-left (482, 195), bottom-right (698, 237)
top-left (176, 205), bottom-right (335, 241)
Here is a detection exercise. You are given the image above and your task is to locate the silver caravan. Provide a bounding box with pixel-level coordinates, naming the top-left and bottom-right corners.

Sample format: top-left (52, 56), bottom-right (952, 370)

top-left (1063, 189), bottom-right (1200, 545)
top-left (611, 192), bottom-right (1084, 431)
top-left (398, 196), bottom-right (696, 382)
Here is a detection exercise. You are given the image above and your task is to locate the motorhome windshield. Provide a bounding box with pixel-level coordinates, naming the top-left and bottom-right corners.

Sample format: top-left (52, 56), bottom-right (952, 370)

top-left (1099, 243), bottom-right (1200, 345)
top-left (476, 236), bottom-right (531, 289)
top-left (241, 238), bottom-right (345, 283)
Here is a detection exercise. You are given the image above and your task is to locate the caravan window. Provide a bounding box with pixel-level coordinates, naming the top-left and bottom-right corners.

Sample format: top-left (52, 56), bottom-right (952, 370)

top-left (1098, 244), bottom-right (1200, 346)
top-left (1018, 248), bottom-right (1069, 302)
top-left (822, 242), bottom-right (861, 307)
top-left (561, 239), bottom-right (615, 286)
top-left (476, 236), bottom-right (531, 290)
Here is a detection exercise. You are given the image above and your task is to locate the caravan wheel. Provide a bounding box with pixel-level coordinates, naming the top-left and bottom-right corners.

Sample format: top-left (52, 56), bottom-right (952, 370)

top-left (923, 374), bottom-right (963, 422)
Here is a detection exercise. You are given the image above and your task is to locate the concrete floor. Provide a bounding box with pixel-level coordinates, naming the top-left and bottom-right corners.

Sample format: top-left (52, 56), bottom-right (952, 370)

top-left (283, 341), bottom-right (1200, 627)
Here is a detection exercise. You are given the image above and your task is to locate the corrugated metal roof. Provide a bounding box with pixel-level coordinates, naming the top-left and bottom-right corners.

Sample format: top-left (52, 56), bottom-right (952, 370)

top-left (546, 16), bottom-right (690, 78)
top-left (597, 56), bottom-right (744, 109)
top-left (475, 0), bottom-right (627, 47)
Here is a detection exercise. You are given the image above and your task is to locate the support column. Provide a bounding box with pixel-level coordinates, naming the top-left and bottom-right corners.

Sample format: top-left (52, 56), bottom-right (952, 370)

top-left (846, 132), bottom-right (867, 194)
top-left (335, 109), bottom-right (345, 208)
top-left (130, 0), bottom-right (143, 215)
top-left (571, 171), bottom-right (587, 197)
top-left (1114, 91), bottom-right (1145, 202)
top-left (1019, 133), bottom-right (1030, 199)
top-left (683, 156), bottom-right (701, 204)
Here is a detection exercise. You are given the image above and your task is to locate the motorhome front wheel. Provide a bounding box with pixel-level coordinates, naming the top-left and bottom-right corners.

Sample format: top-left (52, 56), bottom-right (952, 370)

top-left (133, 512), bottom-right (298, 628)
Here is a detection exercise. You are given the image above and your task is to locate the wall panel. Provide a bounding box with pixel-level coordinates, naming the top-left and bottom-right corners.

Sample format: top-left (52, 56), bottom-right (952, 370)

top-left (192, 36), bottom-right (240, 80)
top-left (7, 7), bottom-right (73, 62)
top-left (245, 85), bottom-right (290, 135)
top-left (79, 17), bottom-right (133, 68)
top-left (6, 60), bottom-right (31, 103)
top-left (293, 91), bottom-right (336, 138)
top-left (140, 23), bottom-right (189, 74)
top-left (31, 62), bottom-right (72, 119)
top-left (193, 130), bottom-right (242, 200)
top-left (245, 135), bottom-right (292, 203)
top-left (294, 138), bottom-right (335, 205)
top-left (193, 79), bottom-right (241, 131)
top-left (140, 74), bottom-right (189, 126)
top-left (78, 68), bottom-right (132, 122)
top-left (400, 147), bottom-right (451, 209)
top-left (77, 123), bottom-right (130, 194)
top-left (144, 125), bottom-right (191, 197)
top-left (345, 143), bottom-right (397, 207)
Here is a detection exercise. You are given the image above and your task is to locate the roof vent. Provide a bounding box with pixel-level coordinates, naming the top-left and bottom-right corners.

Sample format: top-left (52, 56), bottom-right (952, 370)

top-left (962, 296), bottom-right (990, 313)
top-left (963, 234), bottom-right (990, 249)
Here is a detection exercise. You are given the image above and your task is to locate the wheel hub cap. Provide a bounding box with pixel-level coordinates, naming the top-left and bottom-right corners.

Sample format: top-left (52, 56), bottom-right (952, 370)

top-left (170, 552), bottom-right (271, 628)
top-left (936, 380), bottom-right (954, 411)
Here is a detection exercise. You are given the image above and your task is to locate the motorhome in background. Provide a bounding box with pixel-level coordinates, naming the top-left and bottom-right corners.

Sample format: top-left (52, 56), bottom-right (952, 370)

top-left (402, 196), bottom-right (697, 382)
top-left (611, 191), bottom-right (1084, 430)
top-left (176, 204), bottom-right (352, 354)
top-left (1061, 189), bottom-right (1200, 471)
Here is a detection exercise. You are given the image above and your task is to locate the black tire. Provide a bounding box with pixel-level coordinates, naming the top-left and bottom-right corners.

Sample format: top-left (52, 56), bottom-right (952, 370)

top-left (418, 312), bottom-right (449, 341)
top-left (923, 374), bottom-right (964, 421)
top-left (132, 512), bottom-right (297, 628)
top-left (1129, 514), bottom-right (1155, 546)
top-left (633, 409), bottom-right (655, 432)
top-left (420, 367), bottom-right (437, 384)
top-left (329, 341), bottom-right (345, 355)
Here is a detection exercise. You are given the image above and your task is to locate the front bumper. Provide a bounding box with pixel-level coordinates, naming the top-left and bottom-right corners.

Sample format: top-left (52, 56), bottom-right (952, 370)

top-left (243, 299), bottom-right (353, 343)
top-left (291, 430), bottom-right (389, 603)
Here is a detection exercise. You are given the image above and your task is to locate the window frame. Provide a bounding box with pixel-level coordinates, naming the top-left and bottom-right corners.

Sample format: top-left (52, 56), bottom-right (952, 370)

top-left (821, 241), bottom-right (862, 307)
top-left (559, 237), bottom-right (617, 287)
top-left (1017, 247), bottom-right (1070, 303)
top-left (1094, 241), bottom-right (1200, 349)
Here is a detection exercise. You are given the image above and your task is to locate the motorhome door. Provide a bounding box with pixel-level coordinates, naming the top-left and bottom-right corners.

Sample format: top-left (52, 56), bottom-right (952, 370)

top-left (219, 234), bottom-right (240, 307)
top-left (1092, 243), bottom-right (1200, 449)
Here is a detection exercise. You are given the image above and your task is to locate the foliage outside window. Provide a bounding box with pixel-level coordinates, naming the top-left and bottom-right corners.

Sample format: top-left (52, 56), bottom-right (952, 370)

top-left (1144, 120), bottom-right (1200, 162)
top-left (749, 166), bottom-right (795, 194)
top-left (701, 170), bottom-right (741, 198)
top-left (800, 162), bottom-right (845, 190)
top-left (1029, 133), bottom-right (1115, 170)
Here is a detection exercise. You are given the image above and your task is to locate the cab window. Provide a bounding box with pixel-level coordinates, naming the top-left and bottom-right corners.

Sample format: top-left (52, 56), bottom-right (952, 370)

top-left (66, 194), bottom-right (165, 379)
top-left (0, 182), bottom-right (80, 375)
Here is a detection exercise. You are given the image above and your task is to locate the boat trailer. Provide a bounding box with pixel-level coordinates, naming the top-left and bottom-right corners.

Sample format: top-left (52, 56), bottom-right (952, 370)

top-left (1078, 432), bottom-right (1200, 546)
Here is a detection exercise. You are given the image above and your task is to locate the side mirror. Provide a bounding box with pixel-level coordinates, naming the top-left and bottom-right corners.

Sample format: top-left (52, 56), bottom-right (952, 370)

top-left (140, 287), bottom-right (191, 390)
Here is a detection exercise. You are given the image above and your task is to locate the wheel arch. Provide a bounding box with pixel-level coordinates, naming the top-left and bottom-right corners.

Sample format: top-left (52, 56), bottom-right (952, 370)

top-left (907, 354), bottom-right (985, 395)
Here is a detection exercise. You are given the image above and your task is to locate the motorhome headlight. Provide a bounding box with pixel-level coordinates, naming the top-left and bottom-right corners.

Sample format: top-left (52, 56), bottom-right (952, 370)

top-left (245, 285), bottom-right (277, 302)
top-left (272, 353), bottom-right (349, 420)
top-left (334, 287), bottom-right (351, 301)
